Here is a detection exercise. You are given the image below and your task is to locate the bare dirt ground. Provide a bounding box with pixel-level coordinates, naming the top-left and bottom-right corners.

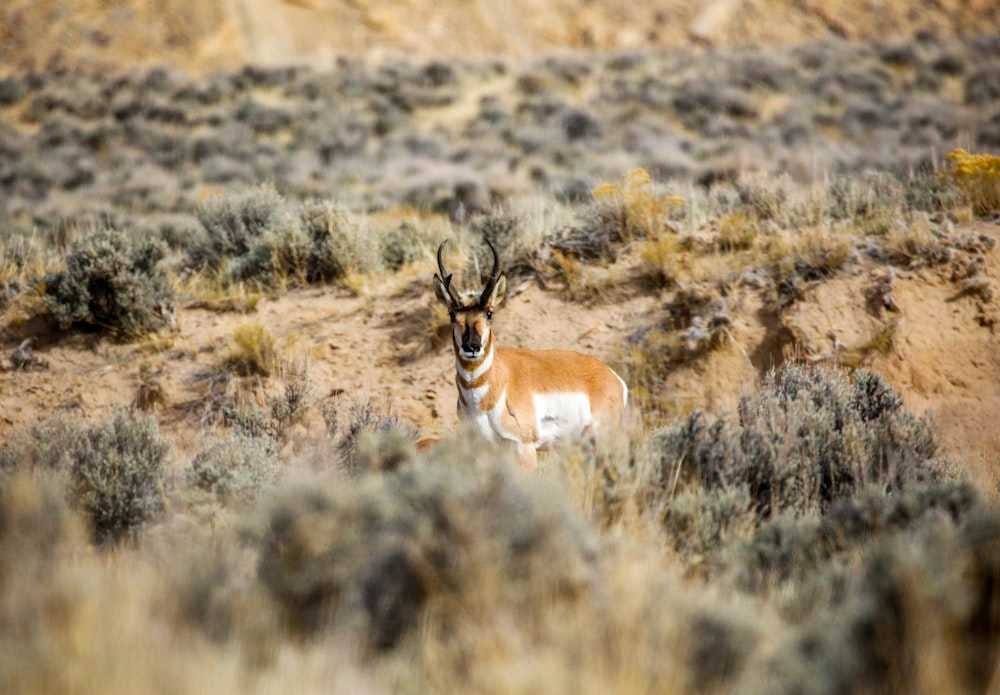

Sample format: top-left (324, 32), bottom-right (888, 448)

top-left (2, 0), bottom-right (997, 74)
top-left (787, 222), bottom-right (1000, 467)
top-left (2, 222), bottom-right (997, 475)
top-left (0, 263), bottom-right (657, 461)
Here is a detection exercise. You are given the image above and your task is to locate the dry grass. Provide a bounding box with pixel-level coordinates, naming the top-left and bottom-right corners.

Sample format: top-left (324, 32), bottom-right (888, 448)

top-left (175, 274), bottom-right (266, 313)
top-left (592, 168), bottom-right (686, 243)
top-left (947, 148), bottom-right (1000, 217)
top-left (766, 224), bottom-right (855, 276)
top-left (551, 248), bottom-right (628, 300)
top-left (0, 233), bottom-right (56, 287)
top-left (226, 321), bottom-right (278, 377)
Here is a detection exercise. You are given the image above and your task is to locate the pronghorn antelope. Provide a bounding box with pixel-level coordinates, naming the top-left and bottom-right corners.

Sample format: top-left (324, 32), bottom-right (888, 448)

top-left (434, 239), bottom-right (628, 468)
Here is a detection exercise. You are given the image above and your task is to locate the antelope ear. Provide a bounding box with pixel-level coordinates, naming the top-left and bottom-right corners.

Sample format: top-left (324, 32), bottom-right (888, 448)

top-left (487, 273), bottom-right (507, 307)
top-left (433, 274), bottom-right (452, 307)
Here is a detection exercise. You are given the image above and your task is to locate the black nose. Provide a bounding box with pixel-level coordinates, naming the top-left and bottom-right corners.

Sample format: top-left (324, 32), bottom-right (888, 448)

top-left (462, 326), bottom-right (481, 352)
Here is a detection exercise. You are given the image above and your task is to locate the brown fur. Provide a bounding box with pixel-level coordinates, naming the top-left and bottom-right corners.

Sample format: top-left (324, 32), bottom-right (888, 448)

top-left (435, 241), bottom-right (626, 468)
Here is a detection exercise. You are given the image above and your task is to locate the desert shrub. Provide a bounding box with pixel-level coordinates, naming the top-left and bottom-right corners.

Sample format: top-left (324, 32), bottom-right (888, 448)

top-left (65, 408), bottom-right (170, 544)
top-left (470, 210), bottom-right (540, 280)
top-left (902, 170), bottom-right (965, 213)
top-left (41, 228), bottom-right (171, 339)
top-left (637, 232), bottom-right (685, 288)
top-left (0, 413), bottom-right (79, 477)
top-left (186, 434), bottom-right (279, 506)
top-left (2, 409), bottom-right (169, 544)
top-left (873, 215), bottom-right (947, 266)
top-left (652, 365), bottom-right (942, 522)
top-left (222, 404), bottom-right (281, 441)
top-left (322, 399), bottom-right (418, 474)
top-left (380, 221), bottom-right (424, 271)
top-left (188, 187), bottom-right (375, 288)
top-left (715, 211), bottom-right (759, 252)
top-left (1, 229), bottom-right (52, 289)
top-left (561, 108), bottom-right (601, 141)
top-left (257, 443), bottom-right (598, 651)
top-left (235, 100), bottom-right (293, 135)
top-left (552, 169), bottom-right (684, 266)
top-left (140, 213), bottom-right (202, 251)
top-left (199, 358), bottom-right (312, 441)
top-left (732, 481), bottom-right (979, 608)
top-left (750, 499), bottom-right (1000, 694)
top-left (685, 599), bottom-right (763, 693)
top-left (663, 485), bottom-right (753, 567)
top-left (964, 63), bottom-right (1000, 106)
top-left (0, 76), bottom-right (27, 106)
top-left (0, 470), bottom-right (86, 691)
top-left (826, 171), bottom-right (905, 233)
top-left (733, 52), bottom-right (802, 92)
top-left (946, 148), bottom-right (1000, 216)
top-left (188, 185), bottom-right (295, 286)
top-left (673, 80), bottom-right (757, 131)
top-left (733, 172), bottom-right (793, 222)
top-left (268, 360), bottom-right (312, 428)
top-left (297, 199), bottom-right (378, 280)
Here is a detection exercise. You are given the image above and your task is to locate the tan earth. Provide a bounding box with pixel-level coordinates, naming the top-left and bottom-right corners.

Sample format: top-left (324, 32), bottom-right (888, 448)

top-left (2, 223), bottom-right (997, 483)
top-left (2, 0), bottom-right (997, 74)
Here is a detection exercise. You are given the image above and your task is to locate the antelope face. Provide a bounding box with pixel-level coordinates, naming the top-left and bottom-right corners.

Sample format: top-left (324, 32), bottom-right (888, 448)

top-left (449, 302), bottom-right (496, 360)
top-left (433, 239), bottom-right (507, 362)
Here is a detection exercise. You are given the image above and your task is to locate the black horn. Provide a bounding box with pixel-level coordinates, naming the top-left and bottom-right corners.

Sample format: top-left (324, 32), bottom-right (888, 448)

top-left (478, 238), bottom-right (501, 306)
top-left (436, 240), bottom-right (462, 308)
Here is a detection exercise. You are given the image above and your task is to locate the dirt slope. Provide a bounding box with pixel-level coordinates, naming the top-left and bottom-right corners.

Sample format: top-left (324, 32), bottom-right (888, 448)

top-left (2, 0), bottom-right (997, 74)
top-left (2, 223), bottom-right (997, 471)
top-left (784, 222), bottom-right (1000, 463)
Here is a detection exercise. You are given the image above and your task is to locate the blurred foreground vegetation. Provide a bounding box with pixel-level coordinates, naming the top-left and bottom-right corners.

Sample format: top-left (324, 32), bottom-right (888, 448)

top-left (1, 364), bottom-right (999, 693)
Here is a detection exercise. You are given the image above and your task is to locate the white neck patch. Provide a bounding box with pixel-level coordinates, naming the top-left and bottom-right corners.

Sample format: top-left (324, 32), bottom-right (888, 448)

top-left (456, 341), bottom-right (493, 381)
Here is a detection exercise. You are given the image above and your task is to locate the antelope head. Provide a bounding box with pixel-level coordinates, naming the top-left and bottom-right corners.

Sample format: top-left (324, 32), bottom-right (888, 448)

top-left (433, 239), bottom-right (507, 361)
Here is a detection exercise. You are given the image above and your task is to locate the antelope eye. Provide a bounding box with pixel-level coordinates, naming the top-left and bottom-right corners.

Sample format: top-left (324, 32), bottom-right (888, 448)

top-left (486, 310), bottom-right (494, 320)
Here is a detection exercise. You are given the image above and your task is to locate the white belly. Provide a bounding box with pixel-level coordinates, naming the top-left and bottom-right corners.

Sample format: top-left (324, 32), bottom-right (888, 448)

top-left (533, 392), bottom-right (592, 447)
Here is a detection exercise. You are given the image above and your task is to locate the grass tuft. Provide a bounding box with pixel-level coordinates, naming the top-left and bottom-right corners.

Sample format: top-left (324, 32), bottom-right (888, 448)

top-left (946, 148), bottom-right (1000, 216)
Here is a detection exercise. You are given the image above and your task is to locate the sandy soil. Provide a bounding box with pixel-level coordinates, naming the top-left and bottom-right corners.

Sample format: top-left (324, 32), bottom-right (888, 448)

top-left (2, 223), bottom-right (997, 474)
top-left (2, 0), bottom-right (997, 74)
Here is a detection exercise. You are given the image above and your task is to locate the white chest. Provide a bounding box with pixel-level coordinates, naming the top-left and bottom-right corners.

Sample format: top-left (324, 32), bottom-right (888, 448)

top-left (458, 389), bottom-right (514, 444)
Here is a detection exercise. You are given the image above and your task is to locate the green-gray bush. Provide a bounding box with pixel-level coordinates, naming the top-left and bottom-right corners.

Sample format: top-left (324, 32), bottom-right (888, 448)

top-left (654, 365), bottom-right (941, 522)
top-left (1, 409), bottom-right (170, 544)
top-left (750, 498), bottom-right (1000, 694)
top-left (257, 441), bottom-right (598, 651)
top-left (187, 188), bottom-right (376, 288)
top-left (380, 222), bottom-right (424, 272)
top-left (67, 408), bottom-right (170, 543)
top-left (737, 480), bottom-right (983, 597)
top-left (188, 185), bottom-right (292, 286)
top-left (0, 471), bottom-right (77, 589)
top-left (471, 211), bottom-right (539, 280)
top-left (296, 199), bottom-right (374, 281)
top-left (41, 228), bottom-right (171, 339)
top-left (187, 435), bottom-right (279, 506)
top-left (322, 399), bottom-right (418, 474)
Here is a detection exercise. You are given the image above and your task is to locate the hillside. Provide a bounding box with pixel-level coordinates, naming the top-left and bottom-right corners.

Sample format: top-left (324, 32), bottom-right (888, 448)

top-left (2, 4), bottom-right (1000, 694)
top-left (2, 0), bottom-right (998, 73)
